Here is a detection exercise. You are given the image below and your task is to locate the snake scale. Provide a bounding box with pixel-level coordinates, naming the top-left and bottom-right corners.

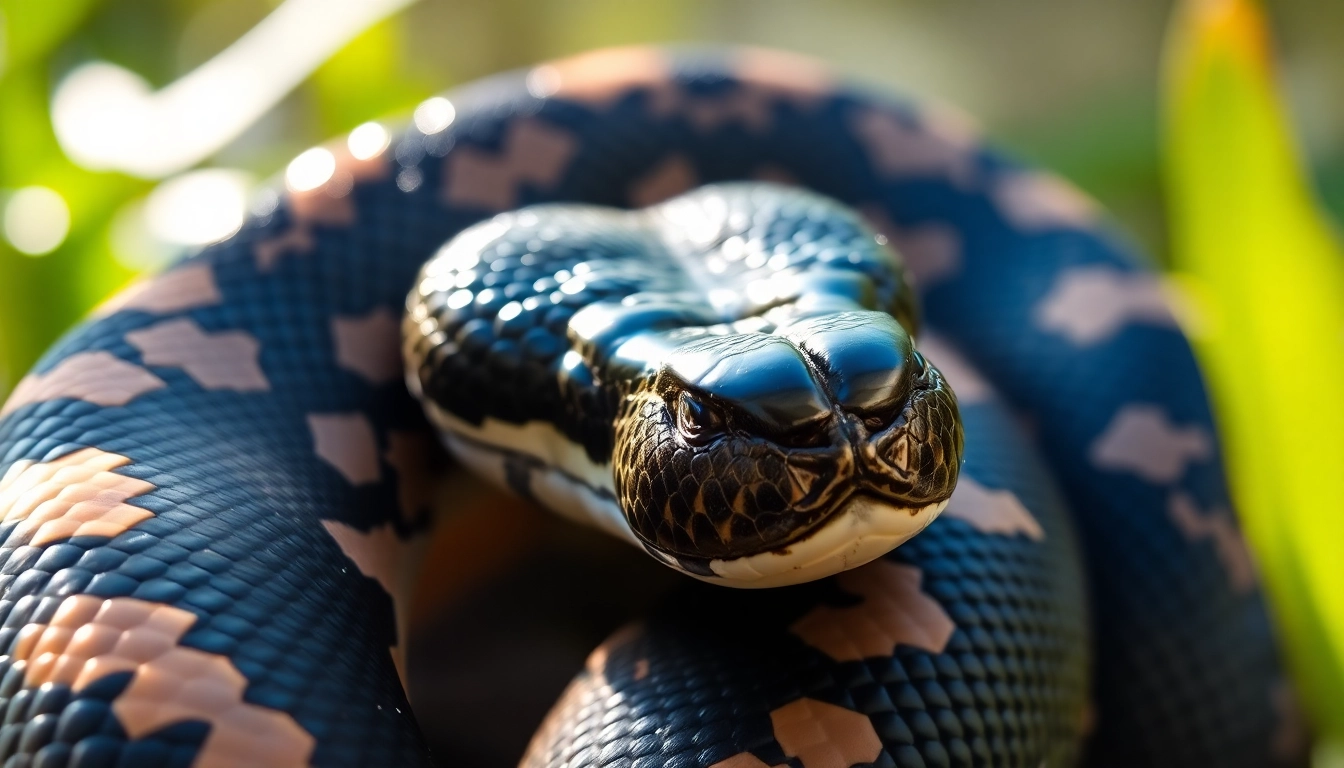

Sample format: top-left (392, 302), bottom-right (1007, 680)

top-left (0, 46), bottom-right (1303, 767)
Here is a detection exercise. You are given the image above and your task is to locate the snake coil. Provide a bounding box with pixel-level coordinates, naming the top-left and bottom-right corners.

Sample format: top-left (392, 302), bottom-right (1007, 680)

top-left (0, 47), bottom-right (1300, 767)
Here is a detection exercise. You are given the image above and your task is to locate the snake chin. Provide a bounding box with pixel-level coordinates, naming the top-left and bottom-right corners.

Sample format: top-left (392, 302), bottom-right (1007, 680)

top-left (666, 495), bottom-right (949, 589)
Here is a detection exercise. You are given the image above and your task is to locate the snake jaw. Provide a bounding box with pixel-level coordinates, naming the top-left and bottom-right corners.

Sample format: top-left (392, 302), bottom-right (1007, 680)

top-left (611, 332), bottom-right (962, 586)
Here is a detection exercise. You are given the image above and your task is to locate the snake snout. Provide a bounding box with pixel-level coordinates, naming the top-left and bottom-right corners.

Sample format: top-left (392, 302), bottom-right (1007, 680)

top-left (853, 360), bottom-right (963, 507)
top-left (611, 328), bottom-right (961, 583)
top-left (777, 310), bottom-right (961, 507)
top-left (778, 310), bottom-right (917, 420)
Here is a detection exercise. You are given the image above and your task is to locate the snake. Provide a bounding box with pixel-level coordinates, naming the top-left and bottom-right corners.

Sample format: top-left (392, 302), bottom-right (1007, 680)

top-left (0, 46), bottom-right (1302, 767)
top-left (407, 182), bottom-right (961, 588)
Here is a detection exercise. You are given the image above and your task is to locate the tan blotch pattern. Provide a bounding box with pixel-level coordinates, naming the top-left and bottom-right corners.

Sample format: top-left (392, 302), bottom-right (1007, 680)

top-left (520, 625), bottom-right (644, 768)
top-left (639, 48), bottom-right (830, 136)
top-left (126, 319), bottom-right (269, 392)
top-left (95, 262), bottom-right (222, 317)
top-left (535, 47), bottom-right (671, 105)
top-left (286, 181), bottom-right (354, 229)
top-left (1, 352), bottom-right (166, 418)
top-left (320, 520), bottom-right (409, 606)
top-left (320, 519), bottom-right (428, 691)
top-left (537, 46), bottom-right (831, 114)
top-left (253, 227), bottom-right (316, 273)
top-left (790, 560), bottom-right (955, 662)
top-left (1033, 266), bottom-right (1178, 345)
top-left (851, 108), bottom-right (975, 184)
top-left (733, 47), bottom-right (834, 101)
top-left (857, 206), bottom-right (963, 293)
top-left (917, 101), bottom-right (982, 151)
top-left (535, 46), bottom-right (828, 133)
top-left (1090, 405), bottom-right (1212, 484)
top-left (1167, 492), bottom-right (1255, 592)
top-left (629, 155), bottom-right (699, 208)
top-left (647, 86), bottom-right (776, 135)
top-left (316, 424), bottom-right (452, 689)
top-left (0, 448), bottom-right (155, 547)
top-left (308, 413), bottom-right (381, 485)
top-left (770, 698), bottom-right (882, 768)
top-left (332, 308), bottom-right (402, 385)
top-left (8, 595), bottom-right (313, 768)
top-left (443, 120), bottom-right (577, 211)
top-left (942, 476), bottom-right (1045, 541)
top-left (888, 225), bottom-right (962, 292)
top-left (914, 333), bottom-right (992, 404)
top-left (285, 145), bottom-right (390, 229)
top-left (253, 143), bottom-right (389, 272)
top-left (991, 173), bottom-right (1097, 231)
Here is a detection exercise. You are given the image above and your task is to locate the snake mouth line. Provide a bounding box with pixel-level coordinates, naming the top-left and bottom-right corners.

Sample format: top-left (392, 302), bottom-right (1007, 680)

top-left (423, 391), bottom-right (950, 587)
top-left (419, 401), bottom-right (639, 542)
top-left (642, 477), bottom-right (935, 559)
top-left (650, 492), bottom-right (950, 589)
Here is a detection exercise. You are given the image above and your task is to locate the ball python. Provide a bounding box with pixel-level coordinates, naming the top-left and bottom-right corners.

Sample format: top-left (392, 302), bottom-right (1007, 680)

top-left (0, 46), bottom-right (1303, 767)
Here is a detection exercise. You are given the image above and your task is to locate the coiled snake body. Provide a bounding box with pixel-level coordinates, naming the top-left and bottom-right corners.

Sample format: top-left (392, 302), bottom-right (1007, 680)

top-left (0, 47), bottom-right (1300, 767)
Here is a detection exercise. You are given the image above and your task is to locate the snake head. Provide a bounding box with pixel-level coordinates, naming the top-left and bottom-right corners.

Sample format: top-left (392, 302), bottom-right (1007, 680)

top-left (613, 310), bottom-right (962, 587)
top-left (408, 182), bottom-right (962, 588)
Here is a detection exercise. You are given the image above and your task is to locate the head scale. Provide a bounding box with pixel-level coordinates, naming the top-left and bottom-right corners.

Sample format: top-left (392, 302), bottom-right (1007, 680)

top-left (407, 183), bottom-right (963, 589)
top-left (613, 310), bottom-right (962, 586)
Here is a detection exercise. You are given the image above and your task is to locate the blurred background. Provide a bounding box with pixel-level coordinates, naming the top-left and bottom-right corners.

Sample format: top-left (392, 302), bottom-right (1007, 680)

top-left (3, 0), bottom-right (1343, 390)
top-left (0, 0), bottom-right (1341, 763)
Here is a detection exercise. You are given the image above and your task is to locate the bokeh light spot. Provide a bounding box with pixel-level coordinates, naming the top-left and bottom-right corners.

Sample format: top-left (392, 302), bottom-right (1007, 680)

top-left (348, 121), bottom-right (391, 160)
top-left (413, 97), bottom-right (455, 135)
top-left (4, 187), bottom-right (71, 256)
top-left (396, 167), bottom-right (423, 193)
top-left (286, 147), bottom-right (336, 192)
top-left (145, 169), bottom-right (252, 247)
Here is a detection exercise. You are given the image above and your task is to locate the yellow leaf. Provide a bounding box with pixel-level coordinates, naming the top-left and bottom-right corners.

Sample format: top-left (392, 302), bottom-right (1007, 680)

top-left (1163, 0), bottom-right (1344, 743)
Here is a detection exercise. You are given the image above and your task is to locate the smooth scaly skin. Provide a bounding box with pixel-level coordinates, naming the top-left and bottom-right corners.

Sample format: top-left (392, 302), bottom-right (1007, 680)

top-left (405, 185), bottom-right (962, 578)
top-left (0, 47), bottom-right (1301, 767)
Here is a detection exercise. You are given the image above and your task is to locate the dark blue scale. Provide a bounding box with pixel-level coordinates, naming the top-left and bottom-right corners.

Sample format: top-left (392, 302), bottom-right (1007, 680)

top-left (0, 47), bottom-right (1299, 768)
top-left (524, 396), bottom-right (1089, 768)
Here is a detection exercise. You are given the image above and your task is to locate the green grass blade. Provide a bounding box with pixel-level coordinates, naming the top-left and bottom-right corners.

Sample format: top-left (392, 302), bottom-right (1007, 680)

top-left (1162, 0), bottom-right (1344, 743)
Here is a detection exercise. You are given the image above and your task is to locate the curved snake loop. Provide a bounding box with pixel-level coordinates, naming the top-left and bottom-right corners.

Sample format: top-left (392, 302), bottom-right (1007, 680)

top-left (0, 46), bottom-right (1301, 767)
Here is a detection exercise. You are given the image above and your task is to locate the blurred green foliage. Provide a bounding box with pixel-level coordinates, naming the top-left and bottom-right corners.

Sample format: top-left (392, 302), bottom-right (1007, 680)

top-left (1163, 0), bottom-right (1344, 748)
top-left (4, 0), bottom-right (1344, 387)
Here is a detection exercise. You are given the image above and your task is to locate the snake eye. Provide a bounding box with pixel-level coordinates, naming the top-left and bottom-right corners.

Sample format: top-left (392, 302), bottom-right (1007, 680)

top-left (911, 350), bottom-right (928, 377)
top-left (676, 391), bottom-right (723, 443)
